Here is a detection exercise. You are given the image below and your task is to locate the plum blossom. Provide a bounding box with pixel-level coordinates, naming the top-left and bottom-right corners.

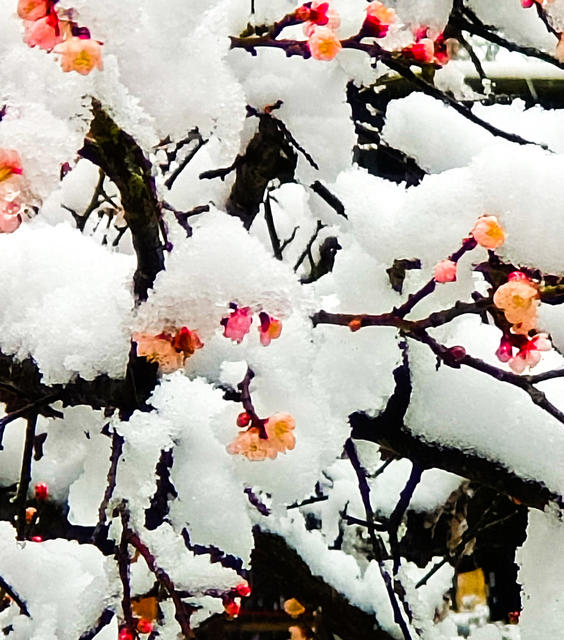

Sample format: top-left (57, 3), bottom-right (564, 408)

top-left (0, 201), bottom-right (22, 234)
top-left (434, 259), bottom-right (457, 283)
top-left (24, 13), bottom-right (62, 50)
top-left (17, 0), bottom-right (51, 21)
top-left (363, 2), bottom-right (396, 38)
top-left (133, 327), bottom-right (203, 373)
top-left (227, 412), bottom-right (296, 461)
top-left (402, 38), bottom-right (435, 64)
top-left (471, 215), bottom-right (506, 250)
top-left (508, 333), bottom-right (552, 374)
top-left (54, 36), bottom-right (103, 75)
top-left (307, 26), bottom-right (342, 61)
top-left (493, 272), bottom-right (539, 335)
top-left (258, 312), bottom-right (282, 346)
top-left (221, 305), bottom-right (253, 343)
top-left (297, 2), bottom-right (340, 37)
top-left (0, 150), bottom-right (23, 183)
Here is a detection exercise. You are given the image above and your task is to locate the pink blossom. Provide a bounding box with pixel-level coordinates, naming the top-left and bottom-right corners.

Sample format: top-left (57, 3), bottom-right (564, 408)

top-left (434, 259), bottom-right (457, 283)
top-left (364, 2), bottom-right (396, 38)
top-left (307, 26), bottom-right (342, 61)
top-left (299, 2), bottom-right (340, 37)
top-left (222, 306), bottom-right (253, 343)
top-left (508, 333), bottom-right (552, 374)
top-left (402, 38), bottom-right (435, 64)
top-left (471, 215), bottom-right (506, 249)
top-left (24, 14), bottom-right (62, 51)
top-left (0, 201), bottom-right (22, 234)
top-left (258, 312), bottom-right (282, 346)
top-left (54, 36), bottom-right (103, 75)
top-left (0, 149), bottom-right (23, 183)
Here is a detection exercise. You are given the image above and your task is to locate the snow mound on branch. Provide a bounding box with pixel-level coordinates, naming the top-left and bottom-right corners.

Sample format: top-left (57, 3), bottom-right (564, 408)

top-left (517, 507), bottom-right (564, 640)
top-left (406, 316), bottom-right (564, 496)
top-left (71, 0), bottom-right (247, 156)
top-left (0, 223), bottom-right (134, 384)
top-left (0, 522), bottom-right (116, 640)
top-left (137, 208), bottom-right (305, 337)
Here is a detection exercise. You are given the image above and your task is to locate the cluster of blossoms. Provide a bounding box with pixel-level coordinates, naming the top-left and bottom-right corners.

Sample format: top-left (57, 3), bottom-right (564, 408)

top-left (222, 582), bottom-right (252, 618)
top-left (434, 215), bottom-right (506, 283)
top-left (221, 304), bottom-right (282, 346)
top-left (292, 1), bottom-right (451, 66)
top-left (493, 271), bottom-right (551, 373)
top-left (133, 326), bottom-right (203, 373)
top-left (227, 411), bottom-right (296, 461)
top-left (432, 217), bottom-right (551, 373)
top-left (17, 0), bottom-right (103, 75)
top-left (0, 149), bottom-right (25, 234)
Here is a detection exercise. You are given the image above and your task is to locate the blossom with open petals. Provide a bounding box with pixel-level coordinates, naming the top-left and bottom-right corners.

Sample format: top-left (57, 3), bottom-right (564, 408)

top-left (0, 201), bottom-right (22, 234)
top-left (227, 428), bottom-right (278, 461)
top-left (222, 306), bottom-right (253, 343)
top-left (307, 26), bottom-right (342, 61)
top-left (493, 273), bottom-right (539, 335)
top-left (265, 412), bottom-right (296, 452)
top-left (508, 333), bottom-right (551, 373)
top-left (227, 412), bottom-right (296, 461)
top-left (258, 312), bottom-right (282, 346)
top-left (24, 14), bottom-right (62, 50)
top-left (0, 150), bottom-right (23, 183)
top-left (298, 2), bottom-right (340, 37)
top-left (17, 0), bottom-right (50, 21)
top-left (434, 259), bottom-right (457, 283)
top-left (133, 327), bottom-right (203, 373)
top-left (54, 36), bottom-right (103, 75)
top-left (364, 1), bottom-right (396, 37)
top-left (471, 215), bottom-right (506, 250)
top-left (402, 38), bottom-right (435, 63)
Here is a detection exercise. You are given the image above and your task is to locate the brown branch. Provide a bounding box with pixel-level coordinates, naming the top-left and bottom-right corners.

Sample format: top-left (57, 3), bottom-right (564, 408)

top-left (79, 99), bottom-right (165, 302)
top-left (0, 575), bottom-right (30, 617)
top-left (127, 531), bottom-right (194, 638)
top-left (15, 414), bottom-right (38, 540)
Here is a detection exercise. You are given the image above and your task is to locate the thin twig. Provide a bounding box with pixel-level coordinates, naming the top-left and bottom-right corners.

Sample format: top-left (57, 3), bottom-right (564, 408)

top-left (127, 531), bottom-right (194, 638)
top-left (0, 575), bottom-right (30, 617)
top-left (0, 392), bottom-right (61, 450)
top-left (165, 134), bottom-right (208, 189)
top-left (264, 192), bottom-right (283, 260)
top-left (15, 414), bottom-right (37, 540)
top-left (388, 464), bottom-right (424, 575)
top-left (92, 429), bottom-right (124, 544)
top-left (294, 220), bottom-right (326, 272)
top-left (344, 438), bottom-right (415, 640)
top-left (117, 506), bottom-right (136, 636)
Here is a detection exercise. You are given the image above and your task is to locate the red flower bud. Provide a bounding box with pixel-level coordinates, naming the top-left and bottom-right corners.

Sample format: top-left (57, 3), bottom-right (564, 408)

top-left (137, 618), bottom-right (153, 634)
top-left (235, 582), bottom-right (252, 597)
top-left (35, 482), bottom-right (48, 501)
top-left (236, 412), bottom-right (251, 428)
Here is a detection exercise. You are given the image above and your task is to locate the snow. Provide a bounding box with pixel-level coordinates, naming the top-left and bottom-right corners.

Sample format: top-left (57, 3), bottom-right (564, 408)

top-left (2, 0), bottom-right (564, 637)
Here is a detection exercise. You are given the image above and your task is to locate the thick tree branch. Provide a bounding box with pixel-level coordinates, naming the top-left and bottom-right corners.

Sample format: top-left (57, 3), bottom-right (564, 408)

top-left (79, 99), bottom-right (165, 302)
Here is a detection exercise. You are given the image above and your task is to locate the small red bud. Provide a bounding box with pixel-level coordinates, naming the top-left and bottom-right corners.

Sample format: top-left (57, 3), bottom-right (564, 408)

top-left (34, 482), bottom-right (48, 501)
top-left (235, 582), bottom-right (252, 597)
top-left (224, 599), bottom-right (241, 617)
top-left (507, 271), bottom-right (529, 282)
top-left (118, 629), bottom-right (134, 640)
top-left (448, 346), bottom-right (466, 362)
top-left (137, 618), bottom-right (153, 634)
top-left (236, 412), bottom-right (251, 428)
top-left (348, 318), bottom-right (362, 332)
top-left (508, 611), bottom-right (520, 624)
top-left (31, 536), bottom-right (43, 542)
